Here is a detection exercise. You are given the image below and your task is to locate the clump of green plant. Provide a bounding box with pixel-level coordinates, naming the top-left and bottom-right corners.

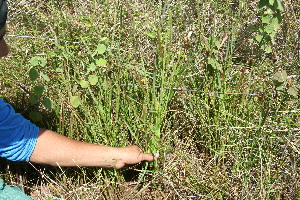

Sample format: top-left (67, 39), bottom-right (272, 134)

top-left (273, 70), bottom-right (299, 97)
top-left (28, 56), bottom-right (52, 121)
top-left (254, 0), bottom-right (285, 53)
top-left (70, 41), bottom-right (108, 108)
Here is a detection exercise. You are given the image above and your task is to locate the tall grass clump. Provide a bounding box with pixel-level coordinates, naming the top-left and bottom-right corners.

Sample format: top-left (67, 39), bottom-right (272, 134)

top-left (0, 0), bottom-right (299, 199)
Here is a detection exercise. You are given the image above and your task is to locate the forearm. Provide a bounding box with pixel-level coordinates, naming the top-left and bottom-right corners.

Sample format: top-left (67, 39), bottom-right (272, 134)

top-left (30, 129), bottom-right (156, 169)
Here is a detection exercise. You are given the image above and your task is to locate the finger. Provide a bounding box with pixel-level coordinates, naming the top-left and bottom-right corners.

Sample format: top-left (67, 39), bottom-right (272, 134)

top-left (142, 153), bottom-right (154, 161)
top-left (142, 152), bottom-right (159, 161)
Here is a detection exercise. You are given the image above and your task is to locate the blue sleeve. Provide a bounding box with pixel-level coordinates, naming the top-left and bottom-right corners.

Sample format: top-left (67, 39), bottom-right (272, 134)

top-left (0, 98), bottom-right (39, 162)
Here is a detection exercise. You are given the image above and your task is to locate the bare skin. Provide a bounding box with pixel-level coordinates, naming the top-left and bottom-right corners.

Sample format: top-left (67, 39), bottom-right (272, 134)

top-left (1, 26), bottom-right (158, 168)
top-left (30, 129), bottom-right (158, 169)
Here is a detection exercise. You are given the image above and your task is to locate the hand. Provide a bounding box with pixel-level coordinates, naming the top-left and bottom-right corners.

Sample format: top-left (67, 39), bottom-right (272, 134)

top-left (115, 145), bottom-right (159, 169)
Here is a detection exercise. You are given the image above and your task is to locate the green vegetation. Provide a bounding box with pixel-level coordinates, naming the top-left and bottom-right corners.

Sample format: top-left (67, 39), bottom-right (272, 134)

top-left (0, 0), bottom-right (299, 199)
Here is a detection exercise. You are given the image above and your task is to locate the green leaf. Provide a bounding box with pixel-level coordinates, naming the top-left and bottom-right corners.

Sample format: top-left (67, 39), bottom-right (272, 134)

top-left (145, 32), bottom-right (156, 39)
top-left (88, 75), bottom-right (98, 85)
top-left (275, 81), bottom-right (285, 90)
top-left (96, 58), bottom-right (107, 66)
top-left (39, 57), bottom-right (46, 67)
top-left (89, 63), bottom-right (97, 71)
top-left (30, 56), bottom-right (46, 67)
top-left (40, 72), bottom-right (50, 81)
top-left (255, 34), bottom-right (263, 42)
top-left (42, 97), bottom-right (52, 109)
top-left (259, 26), bottom-right (265, 33)
top-left (80, 80), bottom-right (89, 88)
top-left (265, 25), bottom-right (275, 34)
top-left (273, 0), bottom-right (285, 12)
top-left (29, 68), bottom-right (39, 81)
top-left (261, 14), bottom-right (272, 23)
top-left (33, 86), bottom-right (45, 96)
top-left (264, 9), bottom-right (274, 15)
top-left (208, 57), bottom-right (221, 71)
top-left (29, 94), bottom-right (39, 105)
top-left (270, 14), bottom-right (282, 30)
top-left (265, 45), bottom-right (272, 53)
top-left (97, 43), bottom-right (106, 54)
top-left (274, 70), bottom-right (287, 82)
top-left (269, 0), bottom-right (275, 5)
top-left (70, 96), bottom-right (81, 108)
top-left (208, 57), bottom-right (215, 65)
top-left (29, 111), bottom-right (42, 122)
top-left (287, 87), bottom-right (298, 96)
top-left (30, 57), bottom-right (39, 66)
top-left (214, 40), bottom-right (221, 48)
top-left (258, 0), bottom-right (268, 9)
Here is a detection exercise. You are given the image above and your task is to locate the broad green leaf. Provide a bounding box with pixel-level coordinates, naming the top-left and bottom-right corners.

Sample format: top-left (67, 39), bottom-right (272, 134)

top-left (39, 57), bottom-right (46, 67)
top-left (42, 97), bottom-right (52, 109)
top-left (88, 75), bottom-right (98, 85)
top-left (89, 63), bottom-right (97, 71)
top-left (208, 57), bottom-right (215, 65)
top-left (33, 86), bottom-right (45, 96)
top-left (40, 72), bottom-right (50, 81)
top-left (30, 57), bottom-right (39, 66)
top-left (29, 68), bottom-right (39, 81)
top-left (208, 57), bottom-right (221, 71)
top-left (255, 34), bottom-right (263, 42)
top-left (214, 40), bottom-right (221, 48)
top-left (30, 56), bottom-right (46, 67)
top-left (269, 0), bottom-right (275, 5)
top-left (80, 80), bottom-right (89, 88)
top-left (213, 61), bottom-right (222, 71)
top-left (96, 58), bottom-right (107, 66)
top-left (259, 26), bottom-right (265, 33)
top-left (270, 14), bottom-right (282, 30)
top-left (274, 0), bottom-right (285, 12)
top-left (261, 14), bottom-right (272, 23)
top-left (29, 94), bottom-right (39, 105)
top-left (258, 0), bottom-right (268, 9)
top-left (265, 45), bottom-right (272, 53)
top-left (276, 82), bottom-right (285, 90)
top-left (287, 87), bottom-right (298, 96)
top-left (29, 111), bottom-right (42, 122)
top-left (70, 96), bottom-right (81, 108)
top-left (97, 43), bottom-right (106, 54)
top-left (264, 9), bottom-right (274, 15)
top-left (264, 35), bottom-right (271, 43)
top-left (274, 70), bottom-right (287, 82)
top-left (265, 25), bottom-right (275, 34)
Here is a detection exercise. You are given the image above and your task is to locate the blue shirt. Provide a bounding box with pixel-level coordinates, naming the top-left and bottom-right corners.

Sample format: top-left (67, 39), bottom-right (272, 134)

top-left (0, 98), bottom-right (39, 162)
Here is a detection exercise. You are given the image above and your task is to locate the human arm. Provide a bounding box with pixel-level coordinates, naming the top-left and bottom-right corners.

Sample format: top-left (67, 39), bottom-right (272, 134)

top-left (30, 128), bottom-right (158, 169)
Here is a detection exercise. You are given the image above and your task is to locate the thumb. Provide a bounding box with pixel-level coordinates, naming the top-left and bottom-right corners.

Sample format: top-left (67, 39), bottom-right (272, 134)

top-left (142, 152), bottom-right (159, 161)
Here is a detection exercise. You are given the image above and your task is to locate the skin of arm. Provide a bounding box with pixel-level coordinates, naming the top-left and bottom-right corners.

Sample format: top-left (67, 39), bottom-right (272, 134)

top-left (30, 129), bottom-right (158, 169)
